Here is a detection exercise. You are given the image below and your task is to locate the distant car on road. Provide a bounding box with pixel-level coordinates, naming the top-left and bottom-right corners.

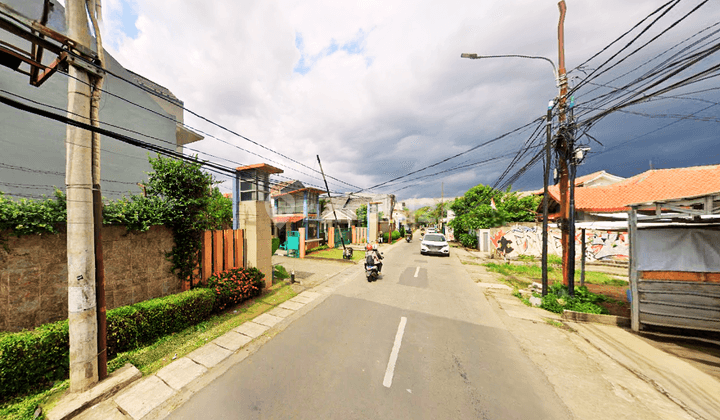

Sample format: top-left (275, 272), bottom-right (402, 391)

top-left (420, 233), bottom-right (450, 257)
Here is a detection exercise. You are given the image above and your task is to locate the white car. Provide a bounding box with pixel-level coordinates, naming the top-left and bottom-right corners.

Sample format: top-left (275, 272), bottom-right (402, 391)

top-left (420, 233), bottom-right (450, 257)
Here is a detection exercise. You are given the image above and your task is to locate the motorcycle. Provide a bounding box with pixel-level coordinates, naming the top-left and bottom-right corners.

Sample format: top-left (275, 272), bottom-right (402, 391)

top-left (405, 234), bottom-right (412, 243)
top-left (364, 250), bottom-right (383, 282)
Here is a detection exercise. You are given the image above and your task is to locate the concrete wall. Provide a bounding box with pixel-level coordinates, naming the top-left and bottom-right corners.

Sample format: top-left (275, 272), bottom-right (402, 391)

top-left (487, 223), bottom-right (629, 261)
top-left (0, 225), bottom-right (179, 331)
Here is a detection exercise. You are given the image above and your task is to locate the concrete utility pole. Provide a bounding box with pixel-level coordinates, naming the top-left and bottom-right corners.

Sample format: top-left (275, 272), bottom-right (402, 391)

top-left (66, 0), bottom-right (99, 392)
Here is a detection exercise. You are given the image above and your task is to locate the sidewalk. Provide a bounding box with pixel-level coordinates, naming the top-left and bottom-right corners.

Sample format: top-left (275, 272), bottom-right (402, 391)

top-left (49, 258), bottom-right (356, 420)
top-left (453, 246), bottom-right (720, 420)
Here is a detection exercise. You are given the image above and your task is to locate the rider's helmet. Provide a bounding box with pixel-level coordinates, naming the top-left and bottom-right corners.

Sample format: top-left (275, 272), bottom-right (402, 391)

top-left (366, 243), bottom-right (373, 251)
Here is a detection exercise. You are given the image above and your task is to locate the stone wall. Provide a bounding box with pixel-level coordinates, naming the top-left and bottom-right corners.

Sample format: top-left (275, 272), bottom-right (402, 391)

top-left (0, 225), bottom-right (179, 331)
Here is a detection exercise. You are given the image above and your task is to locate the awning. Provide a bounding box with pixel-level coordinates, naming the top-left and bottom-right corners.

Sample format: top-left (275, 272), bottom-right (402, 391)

top-left (273, 215), bottom-right (305, 224)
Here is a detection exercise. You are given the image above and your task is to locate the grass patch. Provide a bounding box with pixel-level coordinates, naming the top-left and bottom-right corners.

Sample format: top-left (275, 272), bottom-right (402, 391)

top-left (109, 284), bottom-right (295, 376)
top-left (548, 254), bottom-right (563, 265)
top-left (545, 319), bottom-right (565, 328)
top-left (517, 254), bottom-right (535, 262)
top-left (483, 262), bottom-right (625, 286)
top-left (0, 380), bottom-right (68, 420)
top-left (307, 247), bottom-right (366, 261)
top-left (460, 260), bottom-right (483, 266)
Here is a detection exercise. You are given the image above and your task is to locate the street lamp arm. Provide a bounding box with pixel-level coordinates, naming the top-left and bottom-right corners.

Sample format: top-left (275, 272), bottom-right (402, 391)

top-left (460, 53), bottom-right (557, 82)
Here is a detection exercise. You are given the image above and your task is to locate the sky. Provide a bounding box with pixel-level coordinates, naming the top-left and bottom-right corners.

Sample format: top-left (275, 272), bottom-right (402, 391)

top-left (61, 0), bottom-right (720, 208)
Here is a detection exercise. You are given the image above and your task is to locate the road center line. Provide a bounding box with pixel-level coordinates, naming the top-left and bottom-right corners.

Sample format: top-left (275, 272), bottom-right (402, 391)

top-left (413, 267), bottom-right (420, 278)
top-left (383, 316), bottom-right (407, 388)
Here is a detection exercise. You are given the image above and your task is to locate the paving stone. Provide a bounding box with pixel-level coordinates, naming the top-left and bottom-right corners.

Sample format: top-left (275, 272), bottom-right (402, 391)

top-left (268, 307), bottom-right (294, 318)
top-left (47, 364), bottom-right (141, 420)
top-left (253, 313), bottom-right (284, 327)
top-left (297, 291), bottom-right (321, 300)
top-left (290, 295), bottom-right (314, 304)
top-left (187, 343), bottom-right (233, 368)
top-left (114, 376), bottom-right (175, 420)
top-left (279, 300), bottom-right (305, 311)
top-left (213, 331), bottom-right (253, 351)
top-left (233, 321), bottom-right (270, 338)
top-left (73, 400), bottom-right (127, 420)
top-left (156, 357), bottom-right (207, 391)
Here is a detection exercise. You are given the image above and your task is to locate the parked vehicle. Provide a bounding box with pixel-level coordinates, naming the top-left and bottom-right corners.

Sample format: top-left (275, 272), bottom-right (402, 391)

top-left (420, 233), bottom-right (450, 257)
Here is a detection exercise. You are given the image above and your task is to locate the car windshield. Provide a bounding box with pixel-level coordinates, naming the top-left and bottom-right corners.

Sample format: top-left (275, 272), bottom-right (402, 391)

top-left (423, 234), bottom-right (445, 242)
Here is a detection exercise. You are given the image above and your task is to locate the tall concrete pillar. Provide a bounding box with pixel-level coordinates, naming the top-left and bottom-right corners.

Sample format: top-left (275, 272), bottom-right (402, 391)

top-left (236, 201), bottom-right (273, 289)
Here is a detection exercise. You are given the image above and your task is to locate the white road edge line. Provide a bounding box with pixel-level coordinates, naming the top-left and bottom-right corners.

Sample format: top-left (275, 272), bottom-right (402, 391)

top-left (413, 267), bottom-right (420, 278)
top-left (383, 316), bottom-right (408, 388)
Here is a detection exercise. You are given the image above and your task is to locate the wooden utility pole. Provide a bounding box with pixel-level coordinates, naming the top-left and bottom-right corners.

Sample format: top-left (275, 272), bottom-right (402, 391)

top-left (556, 0), bottom-right (572, 290)
top-left (66, 0), bottom-right (99, 392)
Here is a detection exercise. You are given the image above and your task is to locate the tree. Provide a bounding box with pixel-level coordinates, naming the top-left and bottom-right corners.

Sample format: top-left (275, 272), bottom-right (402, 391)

top-left (449, 184), bottom-right (539, 248)
top-left (356, 204), bottom-right (367, 226)
top-left (414, 206), bottom-right (433, 224)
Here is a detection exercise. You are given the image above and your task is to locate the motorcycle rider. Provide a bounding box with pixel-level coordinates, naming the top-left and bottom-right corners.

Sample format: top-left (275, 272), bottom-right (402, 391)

top-left (365, 243), bottom-right (383, 273)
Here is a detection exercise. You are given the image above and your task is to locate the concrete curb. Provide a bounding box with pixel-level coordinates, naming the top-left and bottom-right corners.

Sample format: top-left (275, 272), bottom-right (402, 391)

top-left (561, 310), bottom-right (631, 328)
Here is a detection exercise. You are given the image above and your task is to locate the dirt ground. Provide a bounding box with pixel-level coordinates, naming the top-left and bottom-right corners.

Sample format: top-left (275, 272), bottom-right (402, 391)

top-left (584, 283), bottom-right (631, 317)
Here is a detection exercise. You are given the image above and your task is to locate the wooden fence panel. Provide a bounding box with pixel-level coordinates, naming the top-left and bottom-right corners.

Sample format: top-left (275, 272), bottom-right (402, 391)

top-left (224, 229), bottom-right (234, 269)
top-left (199, 229), bottom-right (245, 284)
top-left (202, 230), bottom-right (212, 284)
top-left (213, 230), bottom-right (223, 273)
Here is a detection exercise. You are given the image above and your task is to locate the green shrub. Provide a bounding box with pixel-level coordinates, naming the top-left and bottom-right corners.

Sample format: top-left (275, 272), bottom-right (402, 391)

top-left (458, 233), bottom-right (477, 248)
top-left (273, 265), bottom-right (290, 280)
top-left (382, 230), bottom-right (402, 243)
top-left (540, 283), bottom-right (609, 315)
top-left (106, 288), bottom-right (215, 358)
top-left (0, 321), bottom-right (69, 401)
top-left (207, 267), bottom-right (265, 312)
top-left (272, 237), bottom-right (280, 255)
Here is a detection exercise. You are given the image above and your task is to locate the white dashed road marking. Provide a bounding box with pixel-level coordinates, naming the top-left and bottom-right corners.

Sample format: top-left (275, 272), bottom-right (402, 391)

top-left (383, 316), bottom-right (408, 388)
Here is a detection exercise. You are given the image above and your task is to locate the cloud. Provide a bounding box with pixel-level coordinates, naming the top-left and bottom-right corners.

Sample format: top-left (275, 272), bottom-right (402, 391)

top-left (97, 0), bottom-right (720, 201)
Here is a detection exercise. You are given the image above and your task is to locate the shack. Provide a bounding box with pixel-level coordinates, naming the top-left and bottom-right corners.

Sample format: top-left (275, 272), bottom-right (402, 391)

top-left (628, 192), bottom-right (720, 333)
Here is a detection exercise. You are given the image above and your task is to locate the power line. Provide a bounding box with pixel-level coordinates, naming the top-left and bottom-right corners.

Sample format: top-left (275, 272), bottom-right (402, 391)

top-left (359, 117), bottom-right (544, 193)
top-left (102, 69), bottom-right (365, 191)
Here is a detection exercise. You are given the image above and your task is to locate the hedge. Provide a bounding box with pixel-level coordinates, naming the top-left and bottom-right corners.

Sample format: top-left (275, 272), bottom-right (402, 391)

top-left (106, 288), bottom-right (215, 358)
top-left (0, 288), bottom-right (215, 400)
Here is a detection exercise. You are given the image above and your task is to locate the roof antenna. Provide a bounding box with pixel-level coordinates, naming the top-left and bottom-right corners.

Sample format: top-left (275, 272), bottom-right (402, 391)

top-left (649, 159), bottom-right (654, 170)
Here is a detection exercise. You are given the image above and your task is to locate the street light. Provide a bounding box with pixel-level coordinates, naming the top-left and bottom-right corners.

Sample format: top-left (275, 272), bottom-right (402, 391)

top-left (460, 53), bottom-right (558, 82)
top-left (461, 52), bottom-right (559, 297)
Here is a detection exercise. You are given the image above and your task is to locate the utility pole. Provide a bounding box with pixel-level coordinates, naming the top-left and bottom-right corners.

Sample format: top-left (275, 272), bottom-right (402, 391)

top-left (440, 182), bottom-right (444, 230)
top-left (542, 100), bottom-right (553, 297)
top-left (556, 0), bottom-right (575, 295)
top-left (87, 0), bottom-right (108, 381)
top-left (66, 0), bottom-right (99, 392)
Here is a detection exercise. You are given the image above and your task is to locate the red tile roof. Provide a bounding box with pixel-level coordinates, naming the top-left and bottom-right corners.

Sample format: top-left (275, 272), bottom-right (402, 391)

top-left (273, 215), bottom-right (305, 224)
top-left (547, 165), bottom-right (720, 212)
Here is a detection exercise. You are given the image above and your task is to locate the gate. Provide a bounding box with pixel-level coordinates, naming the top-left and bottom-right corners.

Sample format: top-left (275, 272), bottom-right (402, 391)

top-left (334, 228), bottom-right (351, 248)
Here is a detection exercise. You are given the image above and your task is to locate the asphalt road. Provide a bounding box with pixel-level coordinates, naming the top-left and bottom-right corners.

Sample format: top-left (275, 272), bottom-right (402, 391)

top-left (168, 238), bottom-right (572, 419)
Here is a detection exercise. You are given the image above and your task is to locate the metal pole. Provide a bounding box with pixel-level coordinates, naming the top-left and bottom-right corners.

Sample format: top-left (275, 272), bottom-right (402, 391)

top-left (542, 103), bottom-right (552, 297)
top-left (66, 0), bottom-right (98, 392)
top-left (580, 228), bottom-right (586, 287)
top-left (232, 170), bottom-right (239, 230)
top-left (568, 147), bottom-right (576, 296)
top-left (316, 155), bottom-right (347, 251)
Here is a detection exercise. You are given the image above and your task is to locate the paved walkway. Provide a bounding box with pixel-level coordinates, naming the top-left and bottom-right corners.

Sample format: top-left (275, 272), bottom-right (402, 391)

top-left (453, 246), bottom-right (720, 420)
